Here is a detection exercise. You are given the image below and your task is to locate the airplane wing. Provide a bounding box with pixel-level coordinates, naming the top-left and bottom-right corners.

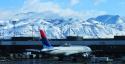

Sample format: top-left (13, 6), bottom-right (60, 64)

top-left (25, 49), bottom-right (41, 53)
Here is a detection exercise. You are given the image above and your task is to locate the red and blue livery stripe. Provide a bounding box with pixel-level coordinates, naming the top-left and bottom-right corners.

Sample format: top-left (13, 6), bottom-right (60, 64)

top-left (39, 29), bottom-right (53, 48)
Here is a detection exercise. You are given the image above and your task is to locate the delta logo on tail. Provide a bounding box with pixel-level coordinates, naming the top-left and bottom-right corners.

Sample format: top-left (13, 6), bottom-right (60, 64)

top-left (39, 29), bottom-right (53, 48)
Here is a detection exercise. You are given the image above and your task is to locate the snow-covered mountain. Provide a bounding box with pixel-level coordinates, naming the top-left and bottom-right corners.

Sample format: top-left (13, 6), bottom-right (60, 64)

top-left (88, 15), bottom-right (125, 24)
top-left (0, 12), bottom-right (125, 39)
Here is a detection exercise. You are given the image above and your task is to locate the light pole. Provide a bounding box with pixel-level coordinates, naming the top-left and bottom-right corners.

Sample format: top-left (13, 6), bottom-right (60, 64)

top-left (0, 27), bottom-right (2, 39)
top-left (60, 23), bottom-right (63, 39)
top-left (0, 23), bottom-right (5, 39)
top-left (3, 26), bottom-right (4, 39)
top-left (12, 21), bottom-right (16, 37)
top-left (31, 23), bottom-right (34, 40)
top-left (68, 23), bottom-right (71, 36)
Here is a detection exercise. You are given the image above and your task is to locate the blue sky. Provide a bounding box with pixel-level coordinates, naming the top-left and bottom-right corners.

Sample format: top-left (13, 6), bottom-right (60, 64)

top-left (0, 0), bottom-right (24, 10)
top-left (0, 0), bottom-right (125, 19)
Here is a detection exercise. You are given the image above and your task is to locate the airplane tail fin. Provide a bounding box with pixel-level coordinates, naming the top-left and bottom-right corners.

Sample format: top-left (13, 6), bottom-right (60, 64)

top-left (39, 29), bottom-right (53, 48)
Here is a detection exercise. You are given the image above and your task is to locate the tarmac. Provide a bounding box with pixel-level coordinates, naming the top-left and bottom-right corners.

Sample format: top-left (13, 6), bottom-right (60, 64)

top-left (0, 58), bottom-right (124, 64)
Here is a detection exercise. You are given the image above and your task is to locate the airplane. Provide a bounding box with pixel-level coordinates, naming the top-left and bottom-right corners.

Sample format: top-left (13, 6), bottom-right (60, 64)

top-left (25, 28), bottom-right (92, 61)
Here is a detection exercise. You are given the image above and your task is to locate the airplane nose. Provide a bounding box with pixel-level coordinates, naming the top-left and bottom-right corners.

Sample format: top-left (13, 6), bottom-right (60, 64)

top-left (86, 47), bottom-right (92, 52)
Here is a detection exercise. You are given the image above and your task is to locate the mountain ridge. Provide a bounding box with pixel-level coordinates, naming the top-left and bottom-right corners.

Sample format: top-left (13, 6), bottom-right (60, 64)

top-left (0, 12), bottom-right (125, 39)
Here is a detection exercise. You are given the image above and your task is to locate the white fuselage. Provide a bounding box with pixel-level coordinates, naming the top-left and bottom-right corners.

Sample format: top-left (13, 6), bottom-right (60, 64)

top-left (41, 46), bottom-right (92, 56)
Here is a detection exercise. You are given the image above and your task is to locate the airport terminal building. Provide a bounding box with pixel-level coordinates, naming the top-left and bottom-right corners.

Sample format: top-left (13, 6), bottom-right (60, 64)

top-left (0, 36), bottom-right (125, 57)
